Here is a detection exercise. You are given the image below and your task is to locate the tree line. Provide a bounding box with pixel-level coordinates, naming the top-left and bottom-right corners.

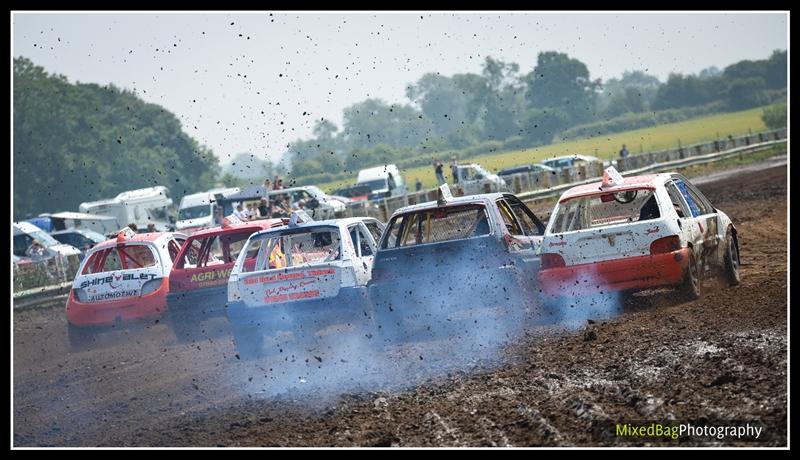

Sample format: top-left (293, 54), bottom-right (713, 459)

top-left (13, 57), bottom-right (220, 220)
top-left (280, 50), bottom-right (787, 182)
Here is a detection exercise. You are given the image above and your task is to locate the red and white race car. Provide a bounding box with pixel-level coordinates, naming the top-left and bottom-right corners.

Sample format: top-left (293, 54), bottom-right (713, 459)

top-left (166, 217), bottom-right (289, 341)
top-left (538, 167), bottom-right (741, 308)
top-left (65, 229), bottom-right (187, 347)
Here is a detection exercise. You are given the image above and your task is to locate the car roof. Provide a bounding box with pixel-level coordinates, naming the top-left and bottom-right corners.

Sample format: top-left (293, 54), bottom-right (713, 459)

top-left (249, 217), bottom-right (377, 237)
top-left (391, 193), bottom-right (506, 216)
top-left (90, 232), bottom-right (181, 251)
top-left (558, 173), bottom-right (669, 202)
top-left (51, 228), bottom-right (106, 239)
top-left (185, 219), bottom-right (286, 239)
top-left (545, 154), bottom-right (600, 162)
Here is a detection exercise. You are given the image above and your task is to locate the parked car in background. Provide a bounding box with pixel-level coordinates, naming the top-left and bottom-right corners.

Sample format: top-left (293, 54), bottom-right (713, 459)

top-left (453, 163), bottom-right (508, 194)
top-left (269, 186), bottom-right (348, 219)
top-left (166, 217), bottom-right (289, 342)
top-left (368, 186), bottom-right (546, 345)
top-left (51, 228), bottom-right (107, 260)
top-left (13, 222), bottom-right (81, 260)
top-left (176, 187), bottom-right (240, 233)
top-left (331, 184), bottom-right (372, 202)
top-left (497, 163), bottom-right (556, 180)
top-left (64, 229), bottom-right (187, 349)
top-left (226, 216), bottom-right (385, 358)
top-left (538, 167), bottom-right (741, 311)
top-left (541, 154), bottom-right (603, 171)
top-left (357, 164), bottom-right (407, 200)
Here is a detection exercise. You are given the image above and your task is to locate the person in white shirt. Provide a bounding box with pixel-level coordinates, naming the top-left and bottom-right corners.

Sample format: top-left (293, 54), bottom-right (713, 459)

top-left (233, 204), bottom-right (248, 220)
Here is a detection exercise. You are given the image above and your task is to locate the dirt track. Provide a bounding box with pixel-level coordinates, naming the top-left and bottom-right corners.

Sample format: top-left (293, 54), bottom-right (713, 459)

top-left (13, 162), bottom-right (787, 447)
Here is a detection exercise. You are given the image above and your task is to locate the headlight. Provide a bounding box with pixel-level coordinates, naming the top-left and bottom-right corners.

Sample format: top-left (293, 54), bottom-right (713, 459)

top-left (140, 278), bottom-right (163, 296)
top-left (73, 288), bottom-right (88, 302)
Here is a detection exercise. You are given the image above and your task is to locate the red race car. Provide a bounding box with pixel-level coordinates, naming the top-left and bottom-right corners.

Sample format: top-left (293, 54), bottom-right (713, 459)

top-left (166, 217), bottom-right (288, 341)
top-left (65, 229), bottom-right (187, 348)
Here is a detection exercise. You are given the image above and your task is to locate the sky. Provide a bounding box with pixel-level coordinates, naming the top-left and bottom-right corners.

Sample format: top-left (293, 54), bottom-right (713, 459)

top-left (12, 11), bottom-right (788, 165)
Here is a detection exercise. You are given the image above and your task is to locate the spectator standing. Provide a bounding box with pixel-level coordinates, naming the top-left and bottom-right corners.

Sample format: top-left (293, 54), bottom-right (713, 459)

top-left (619, 144), bottom-right (630, 158)
top-left (450, 157), bottom-right (459, 183)
top-left (434, 159), bottom-right (445, 186)
top-left (415, 177), bottom-right (423, 192)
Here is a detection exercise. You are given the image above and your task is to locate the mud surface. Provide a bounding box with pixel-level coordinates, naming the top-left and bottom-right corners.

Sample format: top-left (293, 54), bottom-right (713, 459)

top-left (13, 163), bottom-right (787, 447)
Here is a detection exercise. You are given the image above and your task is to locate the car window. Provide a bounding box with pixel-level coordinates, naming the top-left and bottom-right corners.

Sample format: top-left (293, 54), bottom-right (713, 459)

top-left (665, 181), bottom-right (691, 218)
top-left (247, 228), bottom-right (342, 272)
top-left (507, 197), bottom-right (546, 236)
top-left (496, 199), bottom-right (524, 236)
top-left (684, 180), bottom-right (715, 213)
top-left (382, 205), bottom-right (490, 249)
top-left (356, 225), bottom-right (374, 257)
top-left (168, 240), bottom-right (182, 262)
top-left (365, 221), bottom-right (383, 244)
top-left (83, 247), bottom-right (150, 274)
top-left (181, 239), bottom-right (203, 267)
top-left (551, 189), bottom-right (660, 233)
top-left (675, 180), bottom-right (710, 217)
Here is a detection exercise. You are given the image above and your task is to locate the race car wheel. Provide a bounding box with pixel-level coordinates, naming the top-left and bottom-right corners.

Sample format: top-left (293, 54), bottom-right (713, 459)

top-left (67, 323), bottom-right (95, 350)
top-left (723, 228), bottom-right (741, 286)
top-left (679, 250), bottom-right (701, 301)
top-left (232, 324), bottom-right (264, 360)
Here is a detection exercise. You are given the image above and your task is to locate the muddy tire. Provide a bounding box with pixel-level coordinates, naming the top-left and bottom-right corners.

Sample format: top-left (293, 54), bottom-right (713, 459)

top-left (723, 228), bottom-right (742, 286)
top-left (67, 323), bottom-right (95, 350)
top-left (679, 250), bottom-right (701, 301)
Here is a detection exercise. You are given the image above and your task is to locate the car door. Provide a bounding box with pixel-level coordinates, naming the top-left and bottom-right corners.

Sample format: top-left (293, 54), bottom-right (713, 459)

top-left (348, 223), bottom-right (378, 285)
top-left (672, 177), bottom-right (721, 270)
top-left (501, 196), bottom-right (545, 282)
top-left (496, 198), bottom-right (541, 280)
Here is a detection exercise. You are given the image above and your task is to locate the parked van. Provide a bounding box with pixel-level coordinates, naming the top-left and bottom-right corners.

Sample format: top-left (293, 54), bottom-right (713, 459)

top-left (176, 187), bottom-right (240, 233)
top-left (79, 186), bottom-right (175, 232)
top-left (357, 164), bottom-right (407, 200)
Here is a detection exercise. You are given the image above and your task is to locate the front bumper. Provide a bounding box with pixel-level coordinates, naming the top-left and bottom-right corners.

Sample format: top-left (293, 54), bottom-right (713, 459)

top-left (538, 248), bottom-right (690, 297)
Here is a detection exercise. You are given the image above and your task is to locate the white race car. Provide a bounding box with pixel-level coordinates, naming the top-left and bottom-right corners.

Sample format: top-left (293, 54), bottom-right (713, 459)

top-left (538, 167), bottom-right (741, 306)
top-left (226, 216), bottom-right (385, 358)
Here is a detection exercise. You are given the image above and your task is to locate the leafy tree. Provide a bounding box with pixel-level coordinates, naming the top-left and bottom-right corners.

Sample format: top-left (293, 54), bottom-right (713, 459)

top-left (761, 102), bottom-right (787, 129)
top-left (524, 52), bottom-right (600, 124)
top-left (725, 77), bottom-right (767, 111)
top-left (13, 57), bottom-right (219, 219)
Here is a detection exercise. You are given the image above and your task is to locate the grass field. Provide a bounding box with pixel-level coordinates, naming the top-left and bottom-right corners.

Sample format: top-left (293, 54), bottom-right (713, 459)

top-left (319, 106), bottom-right (770, 192)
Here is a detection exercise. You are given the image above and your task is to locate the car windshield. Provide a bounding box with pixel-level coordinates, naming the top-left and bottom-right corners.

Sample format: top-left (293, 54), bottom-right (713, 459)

top-left (550, 188), bottom-right (660, 233)
top-left (544, 158), bottom-right (573, 169)
top-left (27, 229), bottom-right (60, 246)
top-left (381, 204), bottom-right (490, 249)
top-left (359, 178), bottom-right (388, 192)
top-left (178, 205), bottom-right (210, 220)
top-left (243, 227), bottom-right (342, 272)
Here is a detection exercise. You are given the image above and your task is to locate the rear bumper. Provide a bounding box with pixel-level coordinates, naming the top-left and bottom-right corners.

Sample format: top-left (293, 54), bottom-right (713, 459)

top-left (225, 286), bottom-right (370, 328)
top-left (66, 284), bottom-right (168, 327)
top-left (367, 266), bottom-right (526, 311)
top-left (538, 249), bottom-right (690, 296)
